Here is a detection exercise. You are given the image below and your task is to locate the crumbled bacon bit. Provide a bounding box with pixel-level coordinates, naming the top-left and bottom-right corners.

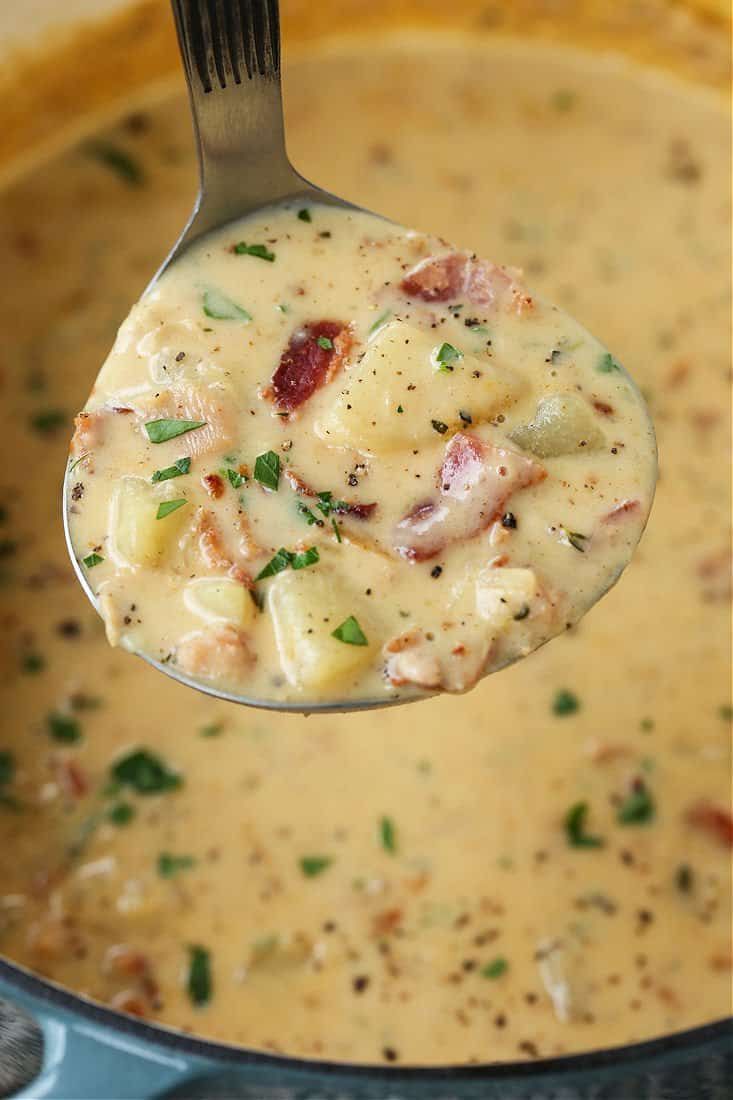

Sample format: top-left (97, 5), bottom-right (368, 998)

top-left (54, 758), bottom-right (88, 799)
top-left (372, 908), bottom-right (403, 937)
top-left (602, 499), bottom-right (640, 524)
top-left (283, 469), bottom-right (376, 520)
top-left (202, 473), bottom-right (225, 499)
top-left (685, 802), bottom-right (733, 847)
top-left (265, 321), bottom-right (354, 411)
top-left (400, 252), bottom-right (533, 314)
top-left (593, 400), bottom-right (615, 417)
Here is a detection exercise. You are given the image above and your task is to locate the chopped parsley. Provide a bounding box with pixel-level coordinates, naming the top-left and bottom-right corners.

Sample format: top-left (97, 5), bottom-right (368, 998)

top-left (597, 352), bottom-right (622, 373)
top-left (199, 722), bottom-right (224, 738)
top-left (675, 864), bottom-right (694, 893)
top-left (144, 419), bottom-right (206, 444)
top-left (233, 241), bottom-right (275, 262)
top-left (253, 450), bottom-right (280, 491)
top-left (431, 419), bottom-right (449, 435)
top-left (299, 855), bottom-right (333, 877)
top-left (297, 208), bottom-right (312, 222)
top-left (202, 288), bottom-right (252, 321)
top-left (480, 957), bottom-right (508, 979)
top-left (152, 457), bottom-right (191, 483)
top-left (551, 88), bottom-right (577, 112)
top-left (331, 615), bottom-right (368, 646)
top-left (297, 502), bottom-right (323, 527)
top-left (82, 552), bottom-right (104, 568)
top-left (433, 342), bottom-right (463, 373)
top-left (552, 689), bottom-right (580, 716)
top-left (564, 801), bottom-right (604, 848)
top-left (368, 310), bottom-right (392, 339)
top-left (222, 467), bottom-right (245, 489)
top-left (21, 652), bottom-right (45, 675)
top-left (315, 491), bottom-right (348, 518)
top-left (0, 752), bottom-right (14, 788)
top-left (85, 140), bottom-right (144, 185)
top-left (111, 749), bottom-right (181, 794)
top-left (560, 526), bottom-right (588, 553)
top-left (617, 780), bottom-right (655, 825)
top-left (187, 945), bottom-right (212, 1006)
top-left (156, 498), bottom-right (187, 520)
top-left (157, 852), bottom-right (196, 878)
top-left (331, 517), bottom-right (342, 543)
top-left (379, 816), bottom-right (397, 854)
top-left (719, 704), bottom-right (733, 722)
top-left (255, 546), bottom-right (319, 581)
top-left (47, 712), bottom-right (82, 744)
top-left (107, 802), bottom-right (135, 826)
top-left (396, 405), bottom-right (404, 414)
top-left (317, 335), bottom-right (334, 350)
top-left (30, 409), bottom-right (66, 435)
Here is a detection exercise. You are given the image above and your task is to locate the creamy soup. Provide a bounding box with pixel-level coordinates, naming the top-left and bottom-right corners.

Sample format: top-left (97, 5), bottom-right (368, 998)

top-left (67, 202), bottom-right (655, 705)
top-left (0, 33), bottom-right (730, 1066)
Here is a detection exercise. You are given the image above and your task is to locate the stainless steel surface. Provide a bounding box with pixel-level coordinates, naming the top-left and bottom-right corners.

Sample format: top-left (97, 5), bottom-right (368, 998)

top-left (62, 0), bottom-right (399, 714)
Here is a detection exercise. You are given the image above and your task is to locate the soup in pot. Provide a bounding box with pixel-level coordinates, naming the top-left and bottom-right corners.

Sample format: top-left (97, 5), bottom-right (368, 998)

top-left (0, 29), bottom-right (730, 1065)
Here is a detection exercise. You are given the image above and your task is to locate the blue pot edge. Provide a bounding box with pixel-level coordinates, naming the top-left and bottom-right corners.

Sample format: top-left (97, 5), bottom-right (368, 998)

top-left (1, 953), bottom-right (730, 1084)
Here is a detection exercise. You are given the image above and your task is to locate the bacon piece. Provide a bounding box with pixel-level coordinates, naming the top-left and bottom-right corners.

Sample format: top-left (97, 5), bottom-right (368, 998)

top-left (176, 625), bottom-right (255, 683)
top-left (602, 499), bottom-right (640, 524)
top-left (194, 508), bottom-right (255, 586)
top-left (685, 802), bottom-right (733, 847)
top-left (394, 433), bottom-right (546, 561)
top-left (202, 473), bottom-right (225, 499)
top-left (283, 469), bottom-right (376, 521)
top-left (70, 411), bottom-right (106, 455)
top-left (266, 321), bottom-right (354, 411)
top-left (400, 252), bottom-right (533, 314)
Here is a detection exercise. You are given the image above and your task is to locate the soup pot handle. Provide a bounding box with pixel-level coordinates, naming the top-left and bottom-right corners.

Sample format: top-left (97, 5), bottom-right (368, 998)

top-left (0, 973), bottom-right (213, 1100)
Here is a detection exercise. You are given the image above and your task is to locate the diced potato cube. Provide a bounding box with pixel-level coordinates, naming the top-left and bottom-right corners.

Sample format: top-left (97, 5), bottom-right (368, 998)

top-left (475, 567), bottom-right (539, 631)
top-left (509, 394), bottom-right (604, 458)
top-left (315, 320), bottom-right (522, 453)
top-left (268, 565), bottom-right (377, 692)
top-left (183, 577), bottom-right (256, 628)
top-left (110, 477), bottom-right (187, 568)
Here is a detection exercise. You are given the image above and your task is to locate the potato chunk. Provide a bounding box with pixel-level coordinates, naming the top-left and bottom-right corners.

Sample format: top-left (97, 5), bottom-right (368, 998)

top-left (475, 567), bottom-right (540, 631)
top-left (183, 577), bottom-right (256, 628)
top-left (268, 565), bottom-right (378, 692)
top-left (110, 477), bottom-right (187, 568)
top-left (509, 394), bottom-right (604, 458)
top-left (315, 320), bottom-right (522, 453)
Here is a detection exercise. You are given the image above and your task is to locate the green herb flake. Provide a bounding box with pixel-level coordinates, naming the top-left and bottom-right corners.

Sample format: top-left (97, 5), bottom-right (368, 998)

top-left (433, 342), bottom-right (463, 373)
top-left (331, 517), bottom-right (342, 543)
top-left (152, 457), bottom-right (191, 483)
top-left (202, 288), bottom-right (252, 322)
top-left (21, 652), bottom-right (45, 675)
top-left (560, 526), bottom-right (589, 553)
top-left (297, 502), bottom-right (322, 527)
top-left (396, 405), bottom-right (404, 414)
top-left (255, 548), bottom-right (294, 581)
top-left (30, 409), bottom-right (66, 435)
top-left (0, 751), bottom-right (15, 787)
top-left (47, 712), bottom-right (82, 744)
top-left (552, 689), bottom-right (580, 717)
top-left (379, 815), bottom-right (397, 854)
top-left (200, 722), bottom-right (224, 738)
top-left (564, 801), bottom-right (604, 848)
top-left (253, 450), bottom-right (280, 491)
top-left (317, 335), bottom-right (334, 350)
top-left (675, 863), bottom-right (694, 893)
top-left (107, 802), bottom-right (136, 826)
top-left (223, 467), bottom-right (245, 489)
top-left (233, 241), bottom-right (275, 262)
top-left (299, 855), bottom-right (333, 877)
top-left (187, 945), bottom-right (212, 1006)
top-left (156, 499), bottom-right (187, 520)
top-left (157, 852), bottom-right (196, 878)
top-left (291, 547), bottom-right (320, 571)
top-left (617, 781), bottom-right (655, 826)
top-left (82, 552), bottom-right (104, 568)
top-left (480, 956), bottom-right (508, 980)
top-left (431, 419), bottom-right (449, 435)
top-left (368, 310), bottom-right (392, 339)
top-left (551, 88), bottom-right (577, 112)
top-left (597, 351), bottom-right (622, 374)
top-left (297, 208), bottom-right (312, 222)
top-left (719, 704), bottom-right (733, 722)
top-left (331, 615), bottom-right (368, 646)
top-left (640, 717), bottom-right (655, 732)
top-left (85, 140), bottom-right (144, 185)
top-left (111, 749), bottom-right (182, 795)
top-left (144, 419), bottom-right (206, 444)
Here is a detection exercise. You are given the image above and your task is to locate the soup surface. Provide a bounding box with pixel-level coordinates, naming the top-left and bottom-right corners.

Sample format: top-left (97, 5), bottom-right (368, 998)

top-left (0, 33), bottom-right (730, 1065)
top-left (67, 201), bottom-right (655, 705)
